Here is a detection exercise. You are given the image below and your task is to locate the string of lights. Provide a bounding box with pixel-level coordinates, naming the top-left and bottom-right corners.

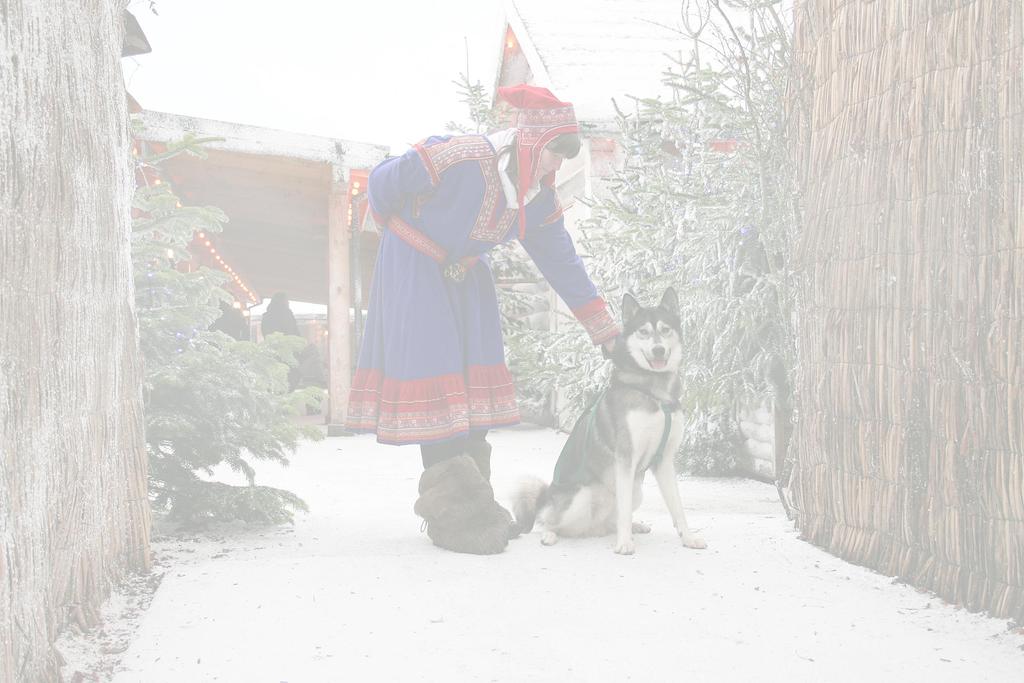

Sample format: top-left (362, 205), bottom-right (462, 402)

top-left (134, 141), bottom-right (259, 313)
top-left (346, 178), bottom-right (361, 226)
top-left (196, 230), bottom-right (259, 305)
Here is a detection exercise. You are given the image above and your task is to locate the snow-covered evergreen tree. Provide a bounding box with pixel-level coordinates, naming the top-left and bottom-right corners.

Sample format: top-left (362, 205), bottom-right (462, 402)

top-left (577, 0), bottom-right (800, 474)
top-left (449, 0), bottom-right (800, 475)
top-left (132, 132), bottom-right (321, 525)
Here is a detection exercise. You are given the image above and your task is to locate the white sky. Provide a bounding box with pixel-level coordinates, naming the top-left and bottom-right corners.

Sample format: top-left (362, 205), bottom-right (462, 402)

top-left (125, 0), bottom-right (506, 153)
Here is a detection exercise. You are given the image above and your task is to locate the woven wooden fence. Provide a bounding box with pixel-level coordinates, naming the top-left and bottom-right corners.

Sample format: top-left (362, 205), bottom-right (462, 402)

top-left (788, 0), bottom-right (1023, 621)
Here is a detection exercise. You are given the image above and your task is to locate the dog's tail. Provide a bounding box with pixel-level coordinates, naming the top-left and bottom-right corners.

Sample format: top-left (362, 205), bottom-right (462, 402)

top-left (512, 476), bottom-right (550, 534)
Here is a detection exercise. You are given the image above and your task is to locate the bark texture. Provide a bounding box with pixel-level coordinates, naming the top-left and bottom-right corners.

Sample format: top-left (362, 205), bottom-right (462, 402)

top-left (0, 2), bottom-right (151, 680)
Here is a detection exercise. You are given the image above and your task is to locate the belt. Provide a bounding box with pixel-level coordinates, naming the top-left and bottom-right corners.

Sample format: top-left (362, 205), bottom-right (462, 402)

top-left (386, 216), bottom-right (479, 283)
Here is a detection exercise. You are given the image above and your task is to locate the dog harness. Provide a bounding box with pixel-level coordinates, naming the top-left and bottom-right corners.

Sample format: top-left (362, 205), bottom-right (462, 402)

top-left (552, 385), bottom-right (680, 487)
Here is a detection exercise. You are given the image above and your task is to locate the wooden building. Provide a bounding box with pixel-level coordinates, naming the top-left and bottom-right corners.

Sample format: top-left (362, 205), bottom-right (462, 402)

top-left (134, 112), bottom-right (387, 432)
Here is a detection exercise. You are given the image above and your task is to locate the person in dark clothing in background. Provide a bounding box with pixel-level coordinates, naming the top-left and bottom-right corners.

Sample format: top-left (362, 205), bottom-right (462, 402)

top-left (211, 300), bottom-right (250, 341)
top-left (261, 292), bottom-right (323, 393)
top-left (261, 292), bottom-right (300, 338)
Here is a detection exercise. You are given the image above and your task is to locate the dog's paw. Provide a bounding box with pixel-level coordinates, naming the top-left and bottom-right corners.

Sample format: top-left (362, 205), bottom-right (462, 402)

top-left (680, 534), bottom-right (707, 549)
top-left (632, 521), bottom-right (652, 534)
top-left (540, 531), bottom-right (559, 546)
top-left (613, 538), bottom-right (635, 555)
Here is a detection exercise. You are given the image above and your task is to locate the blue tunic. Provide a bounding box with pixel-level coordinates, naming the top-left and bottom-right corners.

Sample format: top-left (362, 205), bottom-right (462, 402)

top-left (346, 135), bottom-right (618, 445)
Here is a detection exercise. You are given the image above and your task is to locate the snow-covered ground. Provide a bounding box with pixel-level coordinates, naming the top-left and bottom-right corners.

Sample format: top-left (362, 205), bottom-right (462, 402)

top-left (65, 426), bottom-right (1023, 682)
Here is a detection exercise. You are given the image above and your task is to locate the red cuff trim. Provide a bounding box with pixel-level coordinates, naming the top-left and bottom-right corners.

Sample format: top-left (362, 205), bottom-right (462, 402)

top-left (571, 298), bottom-right (607, 318)
top-left (572, 298), bottom-right (621, 345)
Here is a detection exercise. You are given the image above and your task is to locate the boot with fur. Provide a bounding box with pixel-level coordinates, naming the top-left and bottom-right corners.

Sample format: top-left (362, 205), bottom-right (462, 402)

top-left (463, 439), bottom-right (522, 539)
top-left (413, 455), bottom-right (513, 555)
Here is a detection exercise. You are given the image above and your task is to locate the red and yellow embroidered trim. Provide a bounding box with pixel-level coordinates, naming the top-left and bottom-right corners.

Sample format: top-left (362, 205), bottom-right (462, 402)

top-left (345, 365), bottom-right (521, 444)
top-left (413, 135), bottom-right (509, 244)
top-left (572, 298), bottom-right (621, 345)
top-left (415, 136), bottom-right (494, 188)
top-left (488, 209), bottom-right (519, 242)
top-left (386, 216), bottom-right (447, 263)
top-left (469, 159), bottom-right (504, 241)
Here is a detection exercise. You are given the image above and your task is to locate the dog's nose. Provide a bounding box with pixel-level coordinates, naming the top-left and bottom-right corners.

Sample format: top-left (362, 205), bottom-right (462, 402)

top-left (652, 346), bottom-right (666, 359)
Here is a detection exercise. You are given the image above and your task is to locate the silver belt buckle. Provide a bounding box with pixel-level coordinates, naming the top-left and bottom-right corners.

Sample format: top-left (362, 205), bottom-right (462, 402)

top-left (443, 262), bottom-right (467, 282)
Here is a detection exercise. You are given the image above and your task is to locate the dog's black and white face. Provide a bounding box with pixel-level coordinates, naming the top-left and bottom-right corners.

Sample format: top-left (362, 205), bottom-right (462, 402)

top-left (620, 288), bottom-right (682, 374)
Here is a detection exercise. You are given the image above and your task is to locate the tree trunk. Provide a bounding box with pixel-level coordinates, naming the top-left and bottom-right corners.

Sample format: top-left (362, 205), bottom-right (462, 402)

top-left (0, 2), bottom-right (151, 681)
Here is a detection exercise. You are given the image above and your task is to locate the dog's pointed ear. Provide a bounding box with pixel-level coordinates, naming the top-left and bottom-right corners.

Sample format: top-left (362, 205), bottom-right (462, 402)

top-left (659, 287), bottom-right (679, 316)
top-left (621, 292), bottom-right (639, 322)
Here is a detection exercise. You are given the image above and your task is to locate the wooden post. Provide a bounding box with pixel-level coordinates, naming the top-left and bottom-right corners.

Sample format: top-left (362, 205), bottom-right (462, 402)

top-left (327, 167), bottom-right (353, 435)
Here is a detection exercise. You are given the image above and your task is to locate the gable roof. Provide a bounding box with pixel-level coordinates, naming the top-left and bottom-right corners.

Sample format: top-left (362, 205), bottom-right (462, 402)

top-left (135, 110), bottom-right (387, 171)
top-left (123, 10), bottom-right (152, 57)
top-left (502, 0), bottom-right (687, 125)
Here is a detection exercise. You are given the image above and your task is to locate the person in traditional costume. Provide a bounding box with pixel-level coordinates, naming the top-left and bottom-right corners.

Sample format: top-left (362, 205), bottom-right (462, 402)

top-left (345, 85), bottom-right (620, 554)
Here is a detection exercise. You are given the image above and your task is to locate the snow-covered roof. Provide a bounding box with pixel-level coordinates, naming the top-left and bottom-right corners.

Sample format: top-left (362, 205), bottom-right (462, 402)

top-left (503, 0), bottom-right (687, 124)
top-left (135, 110), bottom-right (388, 175)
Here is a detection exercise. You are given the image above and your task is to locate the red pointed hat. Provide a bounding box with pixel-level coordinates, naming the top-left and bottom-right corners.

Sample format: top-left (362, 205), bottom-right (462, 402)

top-left (496, 84), bottom-right (579, 238)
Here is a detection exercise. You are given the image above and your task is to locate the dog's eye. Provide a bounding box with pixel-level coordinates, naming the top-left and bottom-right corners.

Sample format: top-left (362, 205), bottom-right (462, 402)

top-left (637, 328), bottom-right (651, 338)
top-left (658, 324), bottom-right (672, 335)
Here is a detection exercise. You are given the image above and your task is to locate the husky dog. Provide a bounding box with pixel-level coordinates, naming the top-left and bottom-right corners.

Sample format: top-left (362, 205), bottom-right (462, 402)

top-left (513, 288), bottom-right (707, 555)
